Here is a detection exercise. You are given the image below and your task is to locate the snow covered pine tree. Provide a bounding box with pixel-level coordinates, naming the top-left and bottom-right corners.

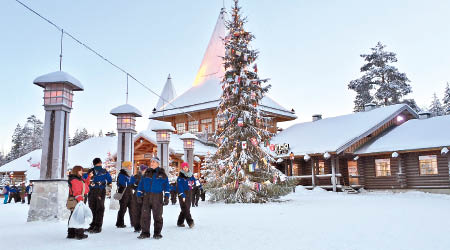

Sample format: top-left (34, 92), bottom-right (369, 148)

top-left (443, 82), bottom-right (450, 115)
top-left (429, 92), bottom-right (445, 117)
top-left (204, 0), bottom-right (293, 203)
top-left (348, 42), bottom-right (412, 112)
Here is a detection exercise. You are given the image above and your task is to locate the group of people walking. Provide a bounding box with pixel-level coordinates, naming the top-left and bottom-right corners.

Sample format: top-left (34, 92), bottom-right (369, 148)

top-left (2, 182), bottom-right (33, 204)
top-left (66, 156), bottom-right (203, 240)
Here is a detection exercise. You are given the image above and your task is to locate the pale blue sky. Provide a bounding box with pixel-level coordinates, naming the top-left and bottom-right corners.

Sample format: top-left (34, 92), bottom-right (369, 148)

top-left (1, 0), bottom-right (449, 152)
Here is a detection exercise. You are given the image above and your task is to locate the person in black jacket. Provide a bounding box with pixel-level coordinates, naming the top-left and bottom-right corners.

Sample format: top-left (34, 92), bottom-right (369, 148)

top-left (115, 161), bottom-right (134, 228)
top-left (130, 164), bottom-right (148, 233)
top-left (136, 157), bottom-right (170, 239)
top-left (86, 158), bottom-right (112, 234)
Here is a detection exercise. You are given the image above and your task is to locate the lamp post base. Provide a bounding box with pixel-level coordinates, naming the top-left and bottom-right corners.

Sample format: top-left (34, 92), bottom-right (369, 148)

top-left (27, 179), bottom-right (70, 222)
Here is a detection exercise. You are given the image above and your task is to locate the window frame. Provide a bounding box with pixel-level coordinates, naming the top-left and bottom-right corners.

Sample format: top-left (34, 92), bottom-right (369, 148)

top-left (375, 158), bottom-right (391, 177)
top-left (419, 155), bottom-right (438, 176)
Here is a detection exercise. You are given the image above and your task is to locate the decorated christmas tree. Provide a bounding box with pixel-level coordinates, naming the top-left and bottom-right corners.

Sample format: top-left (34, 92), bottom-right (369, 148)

top-left (204, 0), bottom-right (293, 203)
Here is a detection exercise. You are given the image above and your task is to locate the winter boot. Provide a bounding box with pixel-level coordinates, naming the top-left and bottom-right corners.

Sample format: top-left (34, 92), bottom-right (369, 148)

top-left (134, 227), bottom-right (141, 233)
top-left (188, 222), bottom-right (195, 228)
top-left (177, 223), bottom-right (185, 227)
top-left (137, 232), bottom-right (150, 239)
top-left (67, 228), bottom-right (76, 239)
top-left (153, 234), bottom-right (163, 239)
top-left (75, 229), bottom-right (88, 240)
top-left (116, 224), bottom-right (127, 228)
top-left (87, 225), bottom-right (96, 233)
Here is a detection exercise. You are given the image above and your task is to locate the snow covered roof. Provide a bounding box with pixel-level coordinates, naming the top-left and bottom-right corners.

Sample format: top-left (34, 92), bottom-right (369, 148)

top-left (110, 104), bottom-right (143, 117)
top-left (355, 114), bottom-right (450, 155)
top-left (135, 130), bottom-right (216, 156)
top-left (150, 120), bottom-right (175, 132)
top-left (271, 104), bottom-right (418, 157)
top-left (33, 71), bottom-right (84, 91)
top-left (155, 74), bottom-right (177, 111)
top-left (0, 136), bottom-right (117, 175)
top-left (150, 8), bottom-right (296, 121)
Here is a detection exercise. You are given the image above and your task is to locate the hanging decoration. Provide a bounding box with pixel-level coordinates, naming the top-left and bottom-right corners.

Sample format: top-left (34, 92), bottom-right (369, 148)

top-left (238, 118), bottom-right (244, 127)
top-left (241, 141), bottom-right (247, 149)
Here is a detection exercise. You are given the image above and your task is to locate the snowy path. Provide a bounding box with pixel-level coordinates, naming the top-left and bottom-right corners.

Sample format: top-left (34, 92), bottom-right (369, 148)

top-left (1, 188), bottom-right (450, 250)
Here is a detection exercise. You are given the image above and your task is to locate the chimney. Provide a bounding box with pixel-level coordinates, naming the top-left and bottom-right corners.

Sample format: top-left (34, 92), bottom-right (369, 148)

top-left (419, 111), bottom-right (431, 119)
top-left (364, 103), bottom-right (377, 111)
top-left (312, 114), bottom-right (322, 122)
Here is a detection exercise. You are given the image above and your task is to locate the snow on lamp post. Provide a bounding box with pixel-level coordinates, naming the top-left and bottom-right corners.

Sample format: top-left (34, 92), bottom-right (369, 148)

top-left (28, 71), bottom-right (83, 222)
top-left (151, 121), bottom-right (175, 173)
top-left (180, 132), bottom-right (198, 172)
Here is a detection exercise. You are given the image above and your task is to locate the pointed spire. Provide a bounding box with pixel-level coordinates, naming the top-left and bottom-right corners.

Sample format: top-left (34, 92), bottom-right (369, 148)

top-left (155, 74), bottom-right (177, 111)
top-left (192, 8), bottom-right (226, 86)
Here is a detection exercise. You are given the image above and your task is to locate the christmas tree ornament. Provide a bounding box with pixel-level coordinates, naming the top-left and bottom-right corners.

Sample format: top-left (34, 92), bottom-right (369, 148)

top-left (243, 54), bottom-right (248, 61)
top-left (251, 137), bottom-right (258, 146)
top-left (236, 50), bottom-right (242, 57)
top-left (241, 141), bottom-right (247, 149)
top-left (249, 163), bottom-right (254, 172)
top-left (253, 64), bottom-right (258, 73)
top-left (270, 144), bottom-right (275, 151)
top-left (238, 118), bottom-right (244, 127)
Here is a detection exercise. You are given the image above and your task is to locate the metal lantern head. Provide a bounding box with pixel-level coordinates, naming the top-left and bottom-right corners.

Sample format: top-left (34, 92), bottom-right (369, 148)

top-left (156, 130), bottom-right (170, 142)
top-left (33, 71), bottom-right (84, 109)
top-left (117, 115), bottom-right (136, 130)
top-left (110, 104), bottom-right (142, 132)
top-left (151, 121), bottom-right (175, 143)
top-left (180, 132), bottom-right (198, 150)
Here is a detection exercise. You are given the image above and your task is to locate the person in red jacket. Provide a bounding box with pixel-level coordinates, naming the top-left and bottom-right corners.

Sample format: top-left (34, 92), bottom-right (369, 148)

top-left (67, 165), bottom-right (92, 240)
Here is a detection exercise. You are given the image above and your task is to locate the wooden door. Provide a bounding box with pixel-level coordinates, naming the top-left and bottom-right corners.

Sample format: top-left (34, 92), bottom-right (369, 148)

top-left (347, 160), bottom-right (359, 185)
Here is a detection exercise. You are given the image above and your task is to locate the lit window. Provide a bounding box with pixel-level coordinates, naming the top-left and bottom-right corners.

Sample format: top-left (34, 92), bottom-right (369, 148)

top-left (188, 121), bottom-right (199, 133)
top-left (293, 164), bottom-right (299, 176)
top-left (176, 123), bottom-right (185, 134)
top-left (201, 118), bottom-right (213, 133)
top-left (419, 155), bottom-right (438, 175)
top-left (318, 161), bottom-right (325, 175)
top-left (375, 159), bottom-right (391, 177)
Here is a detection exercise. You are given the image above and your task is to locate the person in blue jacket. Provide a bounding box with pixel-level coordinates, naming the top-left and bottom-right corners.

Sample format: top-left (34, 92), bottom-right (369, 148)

top-left (3, 183), bottom-right (10, 204)
top-left (136, 157), bottom-right (170, 239)
top-left (115, 161), bottom-right (134, 228)
top-left (86, 158), bottom-right (112, 234)
top-left (8, 185), bottom-right (19, 203)
top-left (176, 162), bottom-right (195, 228)
top-left (130, 164), bottom-right (148, 233)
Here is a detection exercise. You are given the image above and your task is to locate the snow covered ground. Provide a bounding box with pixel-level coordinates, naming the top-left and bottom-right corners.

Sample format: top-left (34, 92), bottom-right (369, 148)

top-left (2, 188), bottom-right (450, 250)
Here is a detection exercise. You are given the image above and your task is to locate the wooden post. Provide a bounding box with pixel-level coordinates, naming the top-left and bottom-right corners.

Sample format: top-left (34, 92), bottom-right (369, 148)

top-left (311, 157), bottom-right (316, 187)
top-left (336, 156), bottom-right (341, 186)
top-left (397, 156), bottom-right (406, 188)
top-left (331, 155), bottom-right (336, 192)
top-left (447, 154), bottom-right (450, 182)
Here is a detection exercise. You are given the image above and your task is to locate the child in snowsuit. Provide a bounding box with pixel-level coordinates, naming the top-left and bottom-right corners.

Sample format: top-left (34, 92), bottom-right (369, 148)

top-left (170, 182), bottom-right (177, 205)
top-left (176, 162), bottom-right (195, 228)
top-left (67, 165), bottom-right (92, 240)
top-left (130, 164), bottom-right (148, 233)
top-left (3, 184), bottom-right (10, 204)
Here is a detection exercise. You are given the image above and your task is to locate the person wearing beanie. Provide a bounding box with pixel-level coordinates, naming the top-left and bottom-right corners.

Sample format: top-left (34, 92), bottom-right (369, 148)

top-left (115, 161), bottom-right (135, 228)
top-left (130, 164), bottom-right (148, 233)
top-left (86, 158), bottom-right (112, 233)
top-left (176, 162), bottom-right (195, 228)
top-left (136, 157), bottom-right (170, 239)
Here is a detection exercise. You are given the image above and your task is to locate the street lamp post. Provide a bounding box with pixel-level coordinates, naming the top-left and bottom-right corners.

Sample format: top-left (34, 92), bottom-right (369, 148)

top-left (28, 71), bottom-right (83, 222)
top-left (180, 133), bottom-right (198, 172)
top-left (110, 104), bottom-right (142, 210)
top-left (151, 121), bottom-right (175, 173)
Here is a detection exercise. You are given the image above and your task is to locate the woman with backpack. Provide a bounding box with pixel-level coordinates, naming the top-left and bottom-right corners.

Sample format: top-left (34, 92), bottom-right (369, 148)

top-left (67, 166), bottom-right (92, 240)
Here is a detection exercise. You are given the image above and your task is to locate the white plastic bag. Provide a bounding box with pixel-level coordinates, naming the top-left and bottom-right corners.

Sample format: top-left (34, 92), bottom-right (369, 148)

top-left (68, 202), bottom-right (93, 228)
